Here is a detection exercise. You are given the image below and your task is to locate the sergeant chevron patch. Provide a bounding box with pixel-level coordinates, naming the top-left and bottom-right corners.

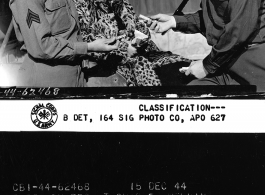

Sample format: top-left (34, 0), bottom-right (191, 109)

top-left (26, 9), bottom-right (40, 28)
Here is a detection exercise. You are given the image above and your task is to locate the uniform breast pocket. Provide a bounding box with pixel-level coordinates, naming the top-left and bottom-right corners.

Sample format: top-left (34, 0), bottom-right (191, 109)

top-left (45, 0), bottom-right (72, 35)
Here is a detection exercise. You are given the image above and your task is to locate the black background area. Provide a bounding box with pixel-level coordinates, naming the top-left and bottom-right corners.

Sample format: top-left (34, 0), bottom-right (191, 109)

top-left (1, 133), bottom-right (265, 195)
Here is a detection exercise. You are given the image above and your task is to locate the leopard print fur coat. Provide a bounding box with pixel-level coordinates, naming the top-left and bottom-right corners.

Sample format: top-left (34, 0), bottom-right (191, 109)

top-left (73, 0), bottom-right (190, 86)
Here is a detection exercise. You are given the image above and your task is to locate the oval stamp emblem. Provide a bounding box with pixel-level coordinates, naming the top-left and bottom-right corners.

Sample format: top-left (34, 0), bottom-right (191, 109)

top-left (31, 103), bottom-right (58, 129)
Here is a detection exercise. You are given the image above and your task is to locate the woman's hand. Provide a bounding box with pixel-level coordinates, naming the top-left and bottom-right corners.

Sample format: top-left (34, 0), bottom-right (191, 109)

top-left (88, 37), bottom-right (120, 52)
top-left (147, 14), bottom-right (176, 33)
top-left (126, 41), bottom-right (137, 57)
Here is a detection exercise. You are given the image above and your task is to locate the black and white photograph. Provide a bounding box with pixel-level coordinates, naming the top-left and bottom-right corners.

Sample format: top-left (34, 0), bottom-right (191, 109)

top-left (1, 0), bottom-right (265, 194)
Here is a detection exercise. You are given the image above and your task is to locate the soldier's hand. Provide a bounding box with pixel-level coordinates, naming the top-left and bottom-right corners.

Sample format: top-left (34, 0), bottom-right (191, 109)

top-left (147, 14), bottom-right (176, 33)
top-left (88, 37), bottom-right (120, 52)
top-left (184, 60), bottom-right (208, 79)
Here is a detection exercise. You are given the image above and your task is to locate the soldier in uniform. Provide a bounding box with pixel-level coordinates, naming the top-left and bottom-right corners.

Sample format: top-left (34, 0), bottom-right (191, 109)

top-left (149, 0), bottom-right (265, 92)
top-left (9, 0), bottom-right (119, 87)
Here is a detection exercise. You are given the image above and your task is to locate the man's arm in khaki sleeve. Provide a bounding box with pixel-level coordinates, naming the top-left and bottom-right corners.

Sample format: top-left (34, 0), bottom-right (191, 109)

top-left (10, 0), bottom-right (88, 61)
top-left (12, 17), bottom-right (24, 43)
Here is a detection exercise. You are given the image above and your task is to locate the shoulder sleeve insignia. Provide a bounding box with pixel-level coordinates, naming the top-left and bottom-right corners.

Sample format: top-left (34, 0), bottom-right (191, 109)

top-left (26, 9), bottom-right (41, 28)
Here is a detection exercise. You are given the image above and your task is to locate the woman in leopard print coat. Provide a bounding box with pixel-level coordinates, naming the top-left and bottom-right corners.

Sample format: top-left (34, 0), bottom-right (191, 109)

top-left (73, 0), bottom-right (190, 86)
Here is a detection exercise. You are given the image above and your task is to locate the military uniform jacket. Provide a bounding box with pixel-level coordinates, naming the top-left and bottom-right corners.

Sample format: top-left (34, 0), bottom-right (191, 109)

top-left (173, 0), bottom-right (265, 91)
top-left (10, 0), bottom-right (88, 87)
